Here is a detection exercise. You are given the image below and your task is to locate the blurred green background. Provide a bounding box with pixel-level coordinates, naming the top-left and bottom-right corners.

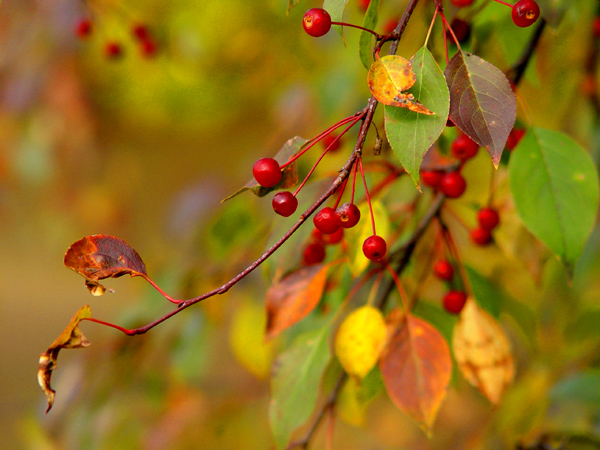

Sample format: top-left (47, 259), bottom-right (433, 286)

top-left (2, 0), bottom-right (600, 449)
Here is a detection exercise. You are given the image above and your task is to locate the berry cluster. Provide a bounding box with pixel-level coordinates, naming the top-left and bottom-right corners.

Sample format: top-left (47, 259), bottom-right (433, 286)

top-left (432, 259), bottom-right (467, 314)
top-left (74, 18), bottom-right (159, 60)
top-left (471, 206), bottom-right (501, 246)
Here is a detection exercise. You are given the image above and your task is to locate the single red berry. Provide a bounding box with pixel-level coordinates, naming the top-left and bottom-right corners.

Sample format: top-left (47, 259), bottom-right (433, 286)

top-left (512, 0), bottom-right (541, 28)
top-left (104, 42), bottom-right (123, 59)
top-left (313, 207), bottom-right (341, 235)
top-left (450, 0), bottom-right (474, 7)
top-left (433, 260), bottom-right (454, 281)
top-left (140, 38), bottom-right (158, 57)
top-left (446, 18), bottom-right (471, 43)
top-left (451, 134), bottom-right (479, 161)
top-left (303, 8), bottom-right (332, 37)
top-left (384, 20), bottom-right (399, 35)
top-left (363, 235), bottom-right (387, 262)
top-left (272, 191), bottom-right (298, 217)
top-left (323, 227), bottom-right (344, 245)
top-left (253, 157), bottom-right (282, 188)
top-left (470, 227), bottom-right (493, 246)
top-left (335, 203), bottom-right (361, 229)
top-left (421, 170), bottom-right (444, 190)
top-left (75, 19), bottom-right (92, 38)
top-left (593, 17), bottom-right (600, 37)
top-left (443, 291), bottom-right (467, 314)
top-left (132, 24), bottom-right (150, 41)
top-left (506, 128), bottom-right (526, 150)
top-left (440, 172), bottom-right (467, 199)
top-left (358, 0), bottom-right (371, 12)
top-left (322, 134), bottom-right (341, 152)
top-left (303, 242), bottom-right (326, 265)
top-left (477, 207), bottom-right (500, 231)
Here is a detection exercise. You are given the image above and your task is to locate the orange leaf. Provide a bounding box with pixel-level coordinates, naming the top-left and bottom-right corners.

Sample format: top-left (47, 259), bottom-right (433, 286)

top-left (452, 298), bottom-right (515, 404)
top-left (265, 264), bottom-right (328, 340)
top-left (64, 235), bottom-right (147, 295)
top-left (367, 55), bottom-right (434, 115)
top-left (38, 305), bottom-right (92, 413)
top-left (379, 314), bottom-right (452, 434)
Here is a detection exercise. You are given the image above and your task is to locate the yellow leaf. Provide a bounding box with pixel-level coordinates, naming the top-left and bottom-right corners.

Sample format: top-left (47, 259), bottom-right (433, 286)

top-left (38, 305), bottom-right (92, 413)
top-left (337, 377), bottom-right (366, 427)
top-left (335, 305), bottom-right (387, 379)
top-left (452, 298), bottom-right (515, 404)
top-left (367, 55), bottom-right (434, 115)
top-left (229, 299), bottom-right (274, 379)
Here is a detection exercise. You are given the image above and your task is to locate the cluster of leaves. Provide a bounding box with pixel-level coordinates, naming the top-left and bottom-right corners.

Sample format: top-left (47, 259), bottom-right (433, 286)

top-left (35, 0), bottom-right (600, 449)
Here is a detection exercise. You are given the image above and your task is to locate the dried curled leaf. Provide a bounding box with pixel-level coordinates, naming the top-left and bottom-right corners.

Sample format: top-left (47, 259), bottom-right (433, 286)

top-left (38, 305), bottom-right (92, 413)
top-left (368, 55), bottom-right (434, 115)
top-left (265, 264), bottom-right (329, 340)
top-left (64, 235), bottom-right (147, 295)
top-left (452, 298), bottom-right (515, 404)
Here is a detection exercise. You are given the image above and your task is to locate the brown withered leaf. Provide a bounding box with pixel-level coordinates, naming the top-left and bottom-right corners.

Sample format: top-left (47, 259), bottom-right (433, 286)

top-left (38, 305), bottom-right (91, 413)
top-left (379, 314), bottom-right (452, 434)
top-left (452, 297), bottom-right (515, 404)
top-left (265, 264), bottom-right (329, 340)
top-left (64, 235), bottom-right (147, 295)
top-left (222, 136), bottom-right (307, 202)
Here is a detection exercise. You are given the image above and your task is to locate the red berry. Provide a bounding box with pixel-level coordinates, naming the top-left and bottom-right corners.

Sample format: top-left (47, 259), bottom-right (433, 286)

top-left (446, 18), bottom-right (471, 43)
top-left (363, 235), bottom-right (387, 262)
top-left (75, 19), bottom-right (92, 38)
top-left (506, 128), bottom-right (526, 150)
top-left (253, 158), bottom-right (282, 188)
top-left (450, 0), bottom-right (474, 7)
top-left (470, 227), bottom-right (493, 246)
top-left (593, 17), bottom-right (600, 37)
top-left (313, 207), bottom-right (341, 235)
top-left (140, 39), bottom-right (158, 57)
top-left (322, 134), bottom-right (341, 152)
top-left (303, 8), bottom-right (332, 37)
top-left (443, 291), bottom-right (467, 314)
top-left (451, 134), bottom-right (479, 161)
top-left (104, 42), bottom-right (123, 59)
top-left (335, 203), bottom-right (361, 229)
top-left (433, 260), bottom-right (454, 281)
top-left (303, 242), bottom-right (326, 265)
top-left (358, 0), bottom-right (371, 12)
top-left (421, 170), bottom-right (444, 190)
top-left (440, 172), bottom-right (467, 199)
top-left (477, 207), bottom-right (500, 231)
top-left (512, 0), bottom-right (540, 28)
top-left (324, 227), bottom-right (344, 245)
top-left (272, 191), bottom-right (298, 217)
top-left (132, 24), bottom-right (150, 41)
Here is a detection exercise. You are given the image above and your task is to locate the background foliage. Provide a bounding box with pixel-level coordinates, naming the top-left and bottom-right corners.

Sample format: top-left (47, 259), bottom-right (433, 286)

top-left (2, 0), bottom-right (600, 449)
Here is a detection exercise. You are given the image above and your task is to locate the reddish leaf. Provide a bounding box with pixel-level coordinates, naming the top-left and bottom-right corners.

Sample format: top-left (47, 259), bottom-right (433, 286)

top-left (38, 305), bottom-right (91, 413)
top-left (444, 51), bottom-right (516, 167)
top-left (265, 264), bottom-right (329, 340)
top-left (379, 313), bottom-right (452, 434)
top-left (222, 136), bottom-right (307, 202)
top-left (64, 235), bottom-right (147, 295)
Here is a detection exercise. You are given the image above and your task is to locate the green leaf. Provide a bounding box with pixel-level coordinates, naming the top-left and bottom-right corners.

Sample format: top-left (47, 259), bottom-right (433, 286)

top-left (385, 47), bottom-right (449, 188)
top-left (324, 0), bottom-right (349, 39)
top-left (269, 327), bottom-right (331, 450)
top-left (359, 0), bottom-right (379, 70)
top-left (444, 50), bottom-right (516, 168)
top-left (509, 128), bottom-right (600, 274)
top-left (550, 370), bottom-right (600, 406)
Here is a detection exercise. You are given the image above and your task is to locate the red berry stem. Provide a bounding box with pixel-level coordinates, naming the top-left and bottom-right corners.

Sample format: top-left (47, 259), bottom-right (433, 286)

top-left (141, 274), bottom-right (184, 304)
top-left (331, 21), bottom-right (382, 39)
top-left (439, 218), bottom-right (471, 294)
top-left (384, 263), bottom-right (411, 312)
top-left (81, 317), bottom-right (136, 336)
top-left (292, 115), bottom-right (363, 196)
top-left (439, 11), bottom-right (462, 50)
top-left (280, 114), bottom-right (361, 170)
top-left (333, 176), bottom-right (349, 209)
top-left (492, 0), bottom-right (514, 7)
top-left (358, 157), bottom-right (377, 236)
